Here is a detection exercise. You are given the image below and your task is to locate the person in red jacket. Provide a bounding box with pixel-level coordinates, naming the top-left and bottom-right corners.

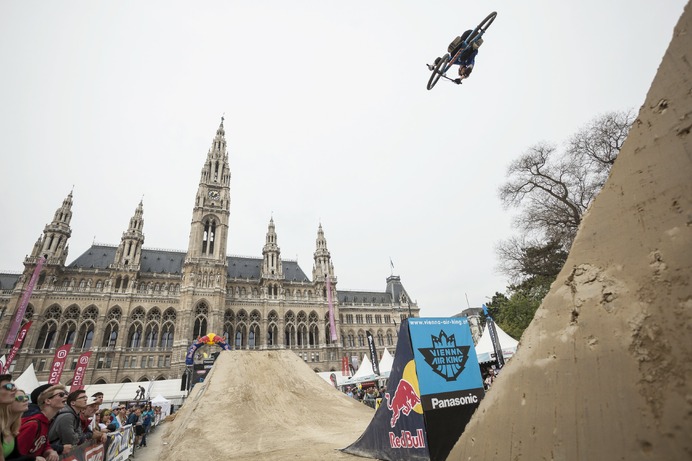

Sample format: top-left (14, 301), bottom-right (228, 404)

top-left (16, 385), bottom-right (66, 461)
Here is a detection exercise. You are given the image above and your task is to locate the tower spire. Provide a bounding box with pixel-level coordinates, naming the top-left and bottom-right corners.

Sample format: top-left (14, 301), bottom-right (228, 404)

top-left (261, 217), bottom-right (283, 279)
top-left (30, 191), bottom-right (73, 265)
top-left (313, 223), bottom-right (334, 281)
top-left (113, 201), bottom-right (145, 270)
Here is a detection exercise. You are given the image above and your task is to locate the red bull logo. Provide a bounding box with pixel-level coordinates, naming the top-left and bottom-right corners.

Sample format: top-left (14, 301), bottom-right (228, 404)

top-left (385, 379), bottom-right (421, 428)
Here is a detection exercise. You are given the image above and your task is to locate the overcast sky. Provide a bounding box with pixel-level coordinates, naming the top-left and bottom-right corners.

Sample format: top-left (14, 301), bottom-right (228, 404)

top-left (0, 0), bottom-right (686, 317)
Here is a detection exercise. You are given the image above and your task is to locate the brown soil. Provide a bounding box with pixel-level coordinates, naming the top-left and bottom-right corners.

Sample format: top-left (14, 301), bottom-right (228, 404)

top-left (159, 350), bottom-right (375, 460)
top-left (448, 3), bottom-right (692, 460)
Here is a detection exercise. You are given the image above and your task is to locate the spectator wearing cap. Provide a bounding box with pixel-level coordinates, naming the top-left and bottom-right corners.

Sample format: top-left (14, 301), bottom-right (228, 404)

top-left (79, 396), bottom-right (107, 444)
top-left (47, 389), bottom-right (88, 448)
top-left (87, 393), bottom-right (103, 432)
top-left (15, 384), bottom-right (65, 461)
top-left (22, 383), bottom-right (52, 419)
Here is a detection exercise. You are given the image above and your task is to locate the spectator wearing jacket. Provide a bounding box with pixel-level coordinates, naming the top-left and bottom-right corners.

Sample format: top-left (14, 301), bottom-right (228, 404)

top-left (16, 385), bottom-right (66, 461)
top-left (47, 390), bottom-right (88, 449)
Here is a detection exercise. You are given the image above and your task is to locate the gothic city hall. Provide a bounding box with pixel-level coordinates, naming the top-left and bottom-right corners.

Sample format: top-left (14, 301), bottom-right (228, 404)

top-left (0, 119), bottom-right (419, 385)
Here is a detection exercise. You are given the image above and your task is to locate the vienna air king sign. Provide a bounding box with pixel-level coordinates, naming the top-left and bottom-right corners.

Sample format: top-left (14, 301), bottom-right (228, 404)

top-left (409, 318), bottom-right (485, 461)
top-left (417, 330), bottom-right (470, 381)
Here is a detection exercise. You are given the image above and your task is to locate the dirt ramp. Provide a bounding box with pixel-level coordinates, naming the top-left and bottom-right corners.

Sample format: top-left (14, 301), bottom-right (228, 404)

top-left (160, 350), bottom-right (374, 460)
top-left (449, 3), bottom-right (691, 461)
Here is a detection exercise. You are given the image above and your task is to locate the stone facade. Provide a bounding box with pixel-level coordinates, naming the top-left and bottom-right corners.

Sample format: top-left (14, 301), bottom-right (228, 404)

top-left (0, 119), bottom-right (419, 384)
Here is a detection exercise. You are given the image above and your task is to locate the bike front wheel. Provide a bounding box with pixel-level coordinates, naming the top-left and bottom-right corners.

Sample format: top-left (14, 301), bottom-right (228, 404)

top-left (427, 53), bottom-right (450, 90)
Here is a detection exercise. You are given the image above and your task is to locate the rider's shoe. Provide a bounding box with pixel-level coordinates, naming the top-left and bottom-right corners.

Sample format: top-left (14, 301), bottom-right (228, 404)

top-left (453, 78), bottom-right (463, 85)
top-left (427, 64), bottom-right (434, 71)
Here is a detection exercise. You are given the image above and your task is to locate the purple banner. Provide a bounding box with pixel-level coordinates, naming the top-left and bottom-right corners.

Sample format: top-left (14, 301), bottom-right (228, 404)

top-left (326, 275), bottom-right (338, 342)
top-left (5, 256), bottom-right (45, 345)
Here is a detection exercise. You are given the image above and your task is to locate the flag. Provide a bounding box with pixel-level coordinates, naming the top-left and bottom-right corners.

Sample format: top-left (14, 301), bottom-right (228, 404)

top-left (390, 258), bottom-right (394, 269)
top-left (5, 257), bottom-right (45, 345)
top-left (366, 331), bottom-right (380, 376)
top-left (2, 322), bottom-right (32, 374)
top-left (48, 344), bottom-right (72, 384)
top-left (326, 275), bottom-right (338, 342)
top-left (69, 351), bottom-right (92, 392)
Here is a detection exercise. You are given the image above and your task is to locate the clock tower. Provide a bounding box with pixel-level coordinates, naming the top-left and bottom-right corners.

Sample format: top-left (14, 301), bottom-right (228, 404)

top-left (182, 117), bottom-right (231, 300)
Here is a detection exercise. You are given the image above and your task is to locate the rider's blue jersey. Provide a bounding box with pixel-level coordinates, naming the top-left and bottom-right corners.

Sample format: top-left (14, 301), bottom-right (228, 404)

top-left (454, 48), bottom-right (477, 67)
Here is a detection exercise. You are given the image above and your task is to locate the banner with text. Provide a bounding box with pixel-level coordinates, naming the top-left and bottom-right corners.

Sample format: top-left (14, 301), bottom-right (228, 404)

top-left (69, 351), bottom-right (92, 392)
top-left (48, 344), bottom-right (72, 385)
top-left (409, 317), bottom-right (484, 461)
top-left (3, 321), bottom-right (32, 373)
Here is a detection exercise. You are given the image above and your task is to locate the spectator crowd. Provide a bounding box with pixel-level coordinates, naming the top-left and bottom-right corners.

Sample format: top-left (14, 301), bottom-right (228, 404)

top-left (0, 373), bottom-right (161, 461)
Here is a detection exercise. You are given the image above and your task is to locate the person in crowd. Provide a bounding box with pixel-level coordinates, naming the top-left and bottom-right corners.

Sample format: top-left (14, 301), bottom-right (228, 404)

top-left (0, 374), bottom-right (17, 461)
top-left (22, 384), bottom-right (51, 419)
top-left (97, 410), bottom-right (111, 431)
top-left (16, 385), bottom-right (65, 461)
top-left (47, 390), bottom-right (88, 449)
top-left (140, 404), bottom-right (154, 447)
top-left (127, 407), bottom-right (145, 448)
top-left (79, 397), bottom-right (106, 444)
top-left (87, 393), bottom-right (103, 432)
top-left (0, 388), bottom-right (39, 461)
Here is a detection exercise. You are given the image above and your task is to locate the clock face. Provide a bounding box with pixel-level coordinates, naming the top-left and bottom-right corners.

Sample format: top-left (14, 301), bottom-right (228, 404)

top-left (208, 190), bottom-right (220, 200)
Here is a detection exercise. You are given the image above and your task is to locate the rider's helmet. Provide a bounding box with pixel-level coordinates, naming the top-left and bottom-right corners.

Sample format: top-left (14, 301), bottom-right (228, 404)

top-left (472, 37), bottom-right (484, 50)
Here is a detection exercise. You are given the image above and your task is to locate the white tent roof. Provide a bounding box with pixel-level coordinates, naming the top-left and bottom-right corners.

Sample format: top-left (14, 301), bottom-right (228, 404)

top-left (351, 354), bottom-right (374, 380)
top-left (83, 379), bottom-right (187, 406)
top-left (316, 372), bottom-right (352, 387)
top-left (378, 348), bottom-right (393, 375)
top-left (14, 364), bottom-right (40, 394)
top-left (475, 323), bottom-right (519, 364)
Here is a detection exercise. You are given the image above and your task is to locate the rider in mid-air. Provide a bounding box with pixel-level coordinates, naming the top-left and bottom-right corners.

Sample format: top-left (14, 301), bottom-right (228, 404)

top-left (448, 29), bottom-right (483, 84)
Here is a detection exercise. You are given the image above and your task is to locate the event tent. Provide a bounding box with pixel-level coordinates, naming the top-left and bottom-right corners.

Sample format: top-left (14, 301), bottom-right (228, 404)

top-left (378, 348), bottom-right (393, 376)
top-left (475, 323), bottom-right (519, 364)
top-left (151, 394), bottom-right (171, 418)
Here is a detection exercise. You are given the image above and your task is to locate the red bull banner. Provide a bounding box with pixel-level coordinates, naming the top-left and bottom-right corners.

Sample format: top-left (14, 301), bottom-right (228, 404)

top-left (343, 319), bottom-right (429, 460)
top-left (343, 317), bottom-right (484, 461)
top-left (5, 257), bottom-right (44, 345)
top-left (48, 344), bottom-right (72, 385)
top-left (2, 321), bottom-right (32, 374)
top-left (69, 351), bottom-right (93, 392)
top-left (185, 333), bottom-right (231, 365)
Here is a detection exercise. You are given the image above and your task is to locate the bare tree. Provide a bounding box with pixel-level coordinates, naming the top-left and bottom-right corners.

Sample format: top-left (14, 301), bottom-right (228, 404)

top-left (568, 110), bottom-right (635, 180)
top-left (498, 110), bottom-right (634, 255)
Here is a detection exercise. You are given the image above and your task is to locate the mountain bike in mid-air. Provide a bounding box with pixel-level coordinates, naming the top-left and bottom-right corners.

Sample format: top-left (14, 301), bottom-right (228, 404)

top-left (426, 11), bottom-right (497, 90)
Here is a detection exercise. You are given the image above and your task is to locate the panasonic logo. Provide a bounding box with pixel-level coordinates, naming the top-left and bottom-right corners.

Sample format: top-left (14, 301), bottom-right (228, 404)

top-left (431, 393), bottom-right (478, 409)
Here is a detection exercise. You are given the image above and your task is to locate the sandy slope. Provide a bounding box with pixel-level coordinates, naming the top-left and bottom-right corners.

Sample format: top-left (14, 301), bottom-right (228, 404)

top-left (448, 3), bottom-right (691, 460)
top-left (159, 350), bottom-right (375, 460)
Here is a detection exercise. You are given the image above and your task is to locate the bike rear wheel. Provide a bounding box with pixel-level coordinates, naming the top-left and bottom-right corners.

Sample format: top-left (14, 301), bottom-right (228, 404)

top-left (427, 53), bottom-right (450, 90)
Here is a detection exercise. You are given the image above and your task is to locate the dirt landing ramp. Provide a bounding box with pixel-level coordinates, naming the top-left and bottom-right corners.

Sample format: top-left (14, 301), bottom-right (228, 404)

top-left (449, 3), bottom-right (691, 461)
top-left (159, 350), bottom-right (375, 460)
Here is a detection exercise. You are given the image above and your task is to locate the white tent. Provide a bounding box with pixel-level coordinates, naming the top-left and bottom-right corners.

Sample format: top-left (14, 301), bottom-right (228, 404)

top-left (475, 323), bottom-right (519, 364)
top-left (316, 371), bottom-right (352, 387)
top-left (150, 394), bottom-right (171, 419)
top-left (14, 364), bottom-right (40, 394)
top-left (378, 348), bottom-right (393, 376)
top-left (350, 354), bottom-right (374, 380)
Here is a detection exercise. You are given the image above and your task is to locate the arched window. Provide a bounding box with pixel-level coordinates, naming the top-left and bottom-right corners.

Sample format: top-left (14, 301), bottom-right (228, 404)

top-left (145, 324), bottom-right (159, 348)
top-left (128, 324), bottom-right (143, 348)
top-left (35, 322), bottom-right (58, 350)
top-left (101, 323), bottom-right (118, 348)
top-left (160, 323), bottom-right (175, 349)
